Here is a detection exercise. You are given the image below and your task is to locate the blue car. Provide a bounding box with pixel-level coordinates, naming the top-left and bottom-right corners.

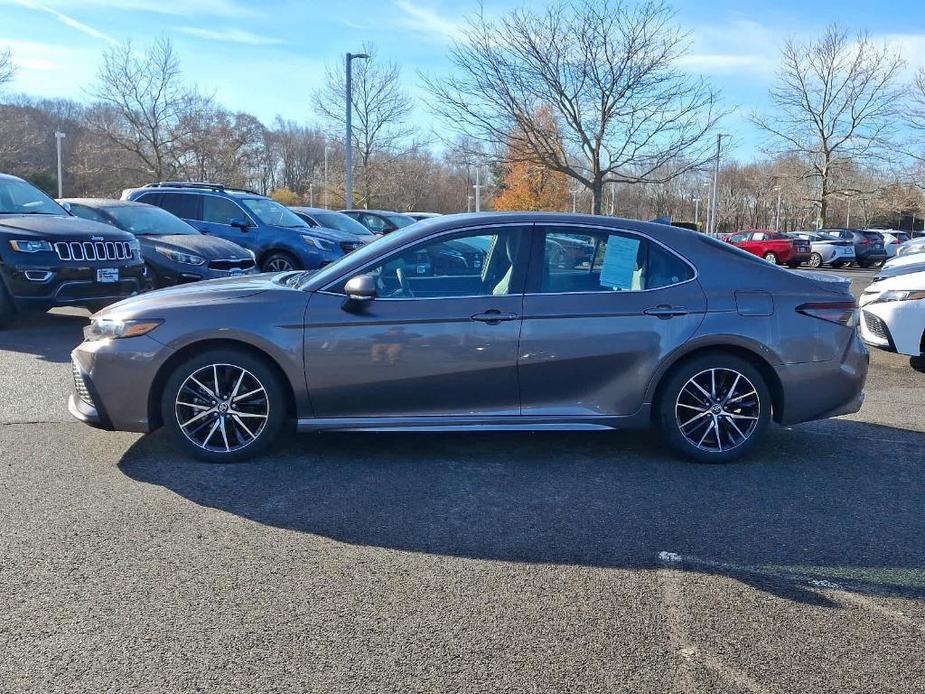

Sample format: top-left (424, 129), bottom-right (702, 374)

top-left (126, 182), bottom-right (350, 272)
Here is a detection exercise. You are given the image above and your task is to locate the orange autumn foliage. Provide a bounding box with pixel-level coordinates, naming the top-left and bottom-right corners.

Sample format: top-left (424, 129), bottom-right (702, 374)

top-left (494, 160), bottom-right (570, 211)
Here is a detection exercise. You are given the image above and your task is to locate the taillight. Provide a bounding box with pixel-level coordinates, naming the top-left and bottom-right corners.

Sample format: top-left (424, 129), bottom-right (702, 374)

top-left (797, 301), bottom-right (858, 327)
top-left (861, 239), bottom-right (870, 245)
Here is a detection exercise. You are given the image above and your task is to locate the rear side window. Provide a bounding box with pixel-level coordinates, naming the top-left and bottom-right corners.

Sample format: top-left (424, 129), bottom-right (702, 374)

top-left (158, 193), bottom-right (199, 220)
top-left (537, 227), bottom-right (694, 293)
top-left (863, 232), bottom-right (883, 241)
top-left (69, 204), bottom-right (113, 225)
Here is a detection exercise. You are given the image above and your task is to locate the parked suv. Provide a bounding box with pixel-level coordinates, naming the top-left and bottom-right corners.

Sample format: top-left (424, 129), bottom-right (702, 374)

top-left (820, 228), bottom-right (887, 268)
top-left (127, 182), bottom-right (347, 272)
top-left (0, 173), bottom-right (144, 326)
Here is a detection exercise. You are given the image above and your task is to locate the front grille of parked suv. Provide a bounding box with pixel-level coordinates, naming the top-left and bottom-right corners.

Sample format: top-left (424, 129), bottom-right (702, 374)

top-left (54, 241), bottom-right (134, 262)
top-left (72, 360), bottom-right (94, 406)
top-left (208, 258), bottom-right (256, 271)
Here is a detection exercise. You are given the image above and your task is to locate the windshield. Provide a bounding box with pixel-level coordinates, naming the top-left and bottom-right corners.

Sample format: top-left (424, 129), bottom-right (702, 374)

top-left (107, 205), bottom-right (198, 235)
top-left (313, 211), bottom-right (376, 236)
top-left (0, 178), bottom-right (67, 215)
top-left (241, 198), bottom-right (308, 228)
top-left (387, 214), bottom-right (415, 229)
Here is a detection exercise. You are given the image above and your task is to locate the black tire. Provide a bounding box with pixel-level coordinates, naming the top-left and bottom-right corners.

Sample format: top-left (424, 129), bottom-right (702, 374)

top-left (830, 260), bottom-right (846, 268)
top-left (261, 251), bottom-right (301, 273)
top-left (0, 283), bottom-right (15, 329)
top-left (763, 251), bottom-right (778, 264)
top-left (857, 260), bottom-right (871, 268)
top-left (657, 353), bottom-right (772, 464)
top-left (161, 348), bottom-right (289, 463)
top-left (786, 260), bottom-right (801, 269)
top-left (808, 252), bottom-right (823, 269)
top-left (142, 263), bottom-right (159, 292)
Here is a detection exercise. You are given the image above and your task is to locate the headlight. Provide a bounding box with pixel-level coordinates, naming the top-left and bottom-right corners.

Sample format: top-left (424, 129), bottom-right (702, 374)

top-left (155, 246), bottom-right (205, 265)
top-left (128, 238), bottom-right (141, 255)
top-left (9, 240), bottom-right (53, 253)
top-left (83, 318), bottom-right (163, 341)
top-left (875, 289), bottom-right (925, 303)
top-left (302, 235), bottom-right (335, 251)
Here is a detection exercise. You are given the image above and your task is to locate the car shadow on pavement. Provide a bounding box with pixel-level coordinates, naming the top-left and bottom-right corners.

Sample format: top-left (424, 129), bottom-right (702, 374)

top-left (0, 309), bottom-right (87, 363)
top-left (118, 419), bottom-right (925, 606)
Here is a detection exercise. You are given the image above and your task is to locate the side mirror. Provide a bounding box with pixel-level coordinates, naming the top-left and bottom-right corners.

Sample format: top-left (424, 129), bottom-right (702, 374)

top-left (231, 218), bottom-right (252, 231)
top-left (344, 274), bottom-right (377, 300)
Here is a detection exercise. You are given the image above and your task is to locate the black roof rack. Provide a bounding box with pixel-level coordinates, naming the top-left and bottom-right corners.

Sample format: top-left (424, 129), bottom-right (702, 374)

top-left (141, 181), bottom-right (262, 196)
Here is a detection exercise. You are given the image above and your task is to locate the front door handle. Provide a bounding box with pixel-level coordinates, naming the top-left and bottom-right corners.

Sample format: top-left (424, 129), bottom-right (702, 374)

top-left (471, 309), bottom-right (518, 324)
top-left (644, 305), bottom-right (689, 319)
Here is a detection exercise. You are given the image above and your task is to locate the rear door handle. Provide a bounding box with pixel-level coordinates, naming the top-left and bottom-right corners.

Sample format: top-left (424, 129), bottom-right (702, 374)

top-left (471, 309), bottom-right (518, 324)
top-left (644, 306), bottom-right (689, 319)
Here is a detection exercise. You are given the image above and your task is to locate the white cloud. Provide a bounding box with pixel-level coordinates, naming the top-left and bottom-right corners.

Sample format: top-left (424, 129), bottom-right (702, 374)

top-left (177, 26), bottom-right (284, 46)
top-left (12, 0), bottom-right (116, 44)
top-left (682, 19), bottom-right (781, 79)
top-left (393, 0), bottom-right (464, 41)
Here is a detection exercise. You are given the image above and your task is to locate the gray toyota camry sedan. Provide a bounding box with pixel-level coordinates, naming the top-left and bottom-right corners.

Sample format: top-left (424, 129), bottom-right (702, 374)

top-left (69, 213), bottom-right (868, 464)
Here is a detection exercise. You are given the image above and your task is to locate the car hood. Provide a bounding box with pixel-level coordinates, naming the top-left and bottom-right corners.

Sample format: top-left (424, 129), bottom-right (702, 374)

top-left (136, 234), bottom-right (252, 259)
top-left (873, 260), bottom-right (925, 282)
top-left (296, 225), bottom-right (369, 244)
top-left (99, 273), bottom-right (286, 317)
top-left (0, 213), bottom-right (131, 239)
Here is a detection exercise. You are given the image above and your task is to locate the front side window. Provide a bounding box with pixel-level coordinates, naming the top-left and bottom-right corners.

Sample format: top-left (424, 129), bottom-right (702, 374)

top-left (202, 196), bottom-right (246, 225)
top-left (349, 228), bottom-right (523, 299)
top-left (538, 227), bottom-right (693, 293)
top-left (361, 214), bottom-right (390, 233)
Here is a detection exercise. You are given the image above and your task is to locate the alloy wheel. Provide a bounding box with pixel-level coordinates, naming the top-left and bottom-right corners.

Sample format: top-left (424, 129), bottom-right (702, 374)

top-left (675, 368), bottom-right (760, 453)
top-left (763, 252), bottom-right (777, 264)
top-left (265, 256), bottom-right (295, 272)
top-left (175, 363), bottom-right (269, 453)
top-left (808, 252), bottom-right (822, 268)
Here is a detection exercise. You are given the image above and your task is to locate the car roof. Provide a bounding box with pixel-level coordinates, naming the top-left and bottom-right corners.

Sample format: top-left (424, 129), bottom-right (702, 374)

top-left (0, 172), bottom-right (27, 183)
top-left (59, 198), bottom-right (147, 208)
top-left (291, 207), bottom-right (346, 214)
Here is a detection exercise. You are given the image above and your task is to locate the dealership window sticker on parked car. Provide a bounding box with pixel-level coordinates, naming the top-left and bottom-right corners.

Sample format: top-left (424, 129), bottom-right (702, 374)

top-left (600, 235), bottom-right (641, 290)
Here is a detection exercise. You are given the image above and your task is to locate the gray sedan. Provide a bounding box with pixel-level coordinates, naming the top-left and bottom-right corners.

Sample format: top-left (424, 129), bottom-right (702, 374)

top-left (789, 231), bottom-right (856, 268)
top-left (69, 213), bottom-right (868, 464)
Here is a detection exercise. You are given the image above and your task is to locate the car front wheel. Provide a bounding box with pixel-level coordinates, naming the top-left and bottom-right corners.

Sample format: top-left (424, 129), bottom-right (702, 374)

top-left (161, 348), bottom-right (288, 462)
top-left (658, 354), bottom-right (772, 464)
top-left (262, 251), bottom-right (300, 273)
top-left (763, 251), bottom-right (778, 264)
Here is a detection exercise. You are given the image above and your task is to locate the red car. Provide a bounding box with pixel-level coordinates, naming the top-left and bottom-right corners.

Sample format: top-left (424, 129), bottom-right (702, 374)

top-left (724, 230), bottom-right (810, 268)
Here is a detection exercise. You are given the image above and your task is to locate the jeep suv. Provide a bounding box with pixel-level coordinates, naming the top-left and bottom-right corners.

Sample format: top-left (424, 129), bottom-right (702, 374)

top-left (0, 173), bottom-right (145, 326)
top-left (127, 182), bottom-right (349, 272)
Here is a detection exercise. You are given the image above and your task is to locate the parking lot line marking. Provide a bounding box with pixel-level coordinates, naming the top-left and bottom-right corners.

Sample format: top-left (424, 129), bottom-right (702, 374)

top-left (657, 552), bottom-right (772, 694)
top-left (658, 552), bottom-right (924, 636)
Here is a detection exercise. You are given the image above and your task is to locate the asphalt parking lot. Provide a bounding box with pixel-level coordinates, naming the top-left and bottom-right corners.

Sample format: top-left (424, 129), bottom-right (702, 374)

top-left (1, 267), bottom-right (923, 694)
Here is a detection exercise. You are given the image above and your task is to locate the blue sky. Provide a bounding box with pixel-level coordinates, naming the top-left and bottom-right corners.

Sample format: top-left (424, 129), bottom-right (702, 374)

top-left (2, 0), bottom-right (924, 158)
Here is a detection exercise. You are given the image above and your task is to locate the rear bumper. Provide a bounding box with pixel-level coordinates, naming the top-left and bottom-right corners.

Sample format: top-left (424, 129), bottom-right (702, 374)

top-left (775, 331), bottom-right (869, 425)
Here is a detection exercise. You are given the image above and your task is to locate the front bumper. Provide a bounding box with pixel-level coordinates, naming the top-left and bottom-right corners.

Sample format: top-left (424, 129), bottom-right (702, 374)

top-left (858, 299), bottom-right (924, 356)
top-left (2, 262), bottom-right (146, 310)
top-left (69, 334), bottom-right (174, 433)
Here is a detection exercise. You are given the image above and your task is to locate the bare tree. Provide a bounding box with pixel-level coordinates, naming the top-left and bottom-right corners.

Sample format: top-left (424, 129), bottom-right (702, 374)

top-left (314, 44), bottom-right (414, 208)
top-left (86, 37), bottom-right (207, 180)
top-left (421, 0), bottom-right (721, 214)
top-left (752, 25), bottom-right (904, 227)
top-left (0, 47), bottom-right (15, 89)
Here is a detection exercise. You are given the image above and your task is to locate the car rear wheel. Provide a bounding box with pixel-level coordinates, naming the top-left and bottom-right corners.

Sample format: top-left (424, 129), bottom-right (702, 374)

top-left (763, 252), bottom-right (778, 264)
top-left (808, 252), bottom-right (823, 268)
top-left (658, 354), bottom-right (772, 464)
top-left (262, 251), bottom-right (300, 273)
top-left (161, 348), bottom-right (288, 462)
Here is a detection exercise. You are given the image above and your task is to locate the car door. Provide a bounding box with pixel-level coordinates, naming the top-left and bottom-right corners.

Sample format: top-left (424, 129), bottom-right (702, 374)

top-left (518, 224), bottom-right (706, 417)
top-left (143, 192), bottom-right (199, 227)
top-left (303, 224), bottom-right (530, 418)
top-left (196, 194), bottom-right (258, 253)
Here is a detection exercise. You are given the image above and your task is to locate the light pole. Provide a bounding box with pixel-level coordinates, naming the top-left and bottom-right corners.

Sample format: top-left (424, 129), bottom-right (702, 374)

top-left (344, 51), bottom-right (369, 210)
top-left (846, 197), bottom-right (852, 228)
top-left (473, 165), bottom-right (481, 212)
top-left (708, 133), bottom-right (728, 235)
top-left (774, 187), bottom-right (782, 231)
top-left (323, 145), bottom-right (330, 209)
top-left (571, 188), bottom-right (578, 213)
top-left (54, 131), bottom-right (66, 198)
top-left (466, 193), bottom-right (473, 213)
top-left (693, 197), bottom-right (701, 229)
top-left (308, 183), bottom-right (314, 207)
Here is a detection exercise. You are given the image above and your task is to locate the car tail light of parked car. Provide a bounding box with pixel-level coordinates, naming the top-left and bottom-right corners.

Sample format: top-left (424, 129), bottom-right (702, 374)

top-left (796, 301), bottom-right (858, 327)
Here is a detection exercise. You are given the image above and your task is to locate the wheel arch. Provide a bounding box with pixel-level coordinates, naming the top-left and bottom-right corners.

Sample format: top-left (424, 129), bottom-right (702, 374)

top-left (647, 341), bottom-right (785, 424)
top-left (257, 247), bottom-right (302, 271)
top-left (147, 338), bottom-right (297, 430)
